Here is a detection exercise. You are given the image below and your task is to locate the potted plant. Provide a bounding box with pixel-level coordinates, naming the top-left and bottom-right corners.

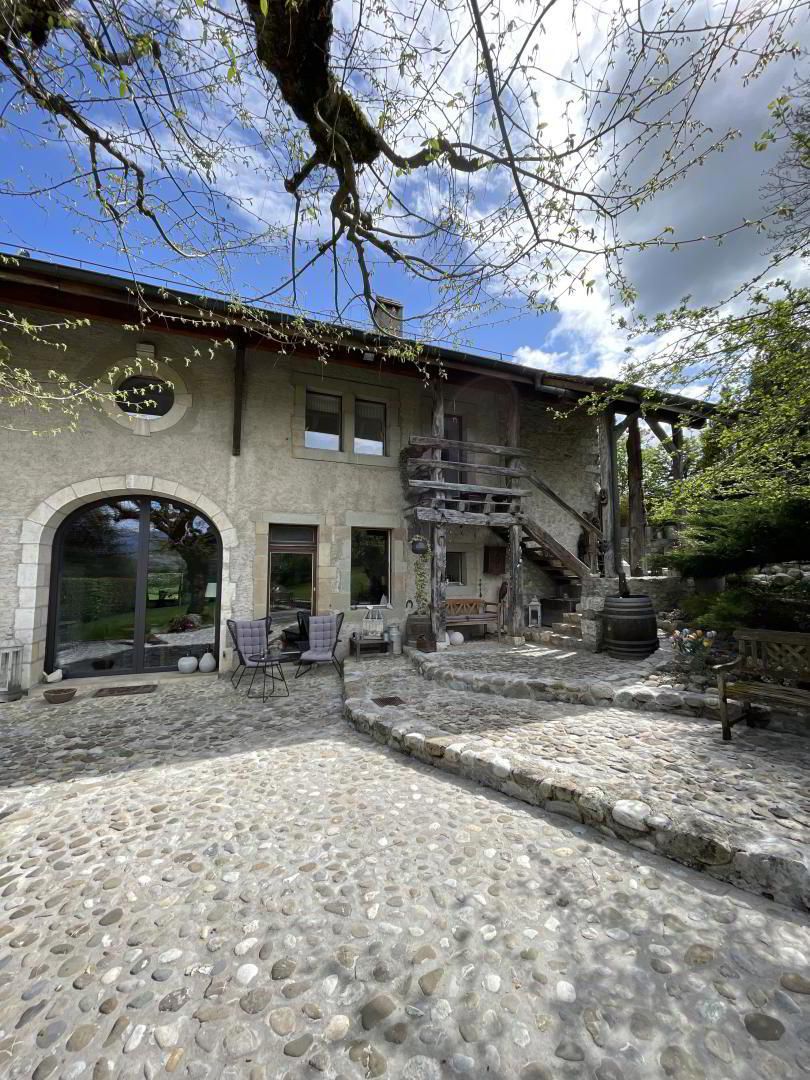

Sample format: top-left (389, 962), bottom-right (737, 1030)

top-left (405, 547), bottom-right (432, 643)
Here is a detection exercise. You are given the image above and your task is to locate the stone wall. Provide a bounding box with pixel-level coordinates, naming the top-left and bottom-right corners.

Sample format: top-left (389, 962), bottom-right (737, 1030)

top-left (748, 562), bottom-right (810, 588)
top-left (519, 397), bottom-right (600, 556)
top-left (625, 575), bottom-right (694, 612)
top-left (0, 306), bottom-right (599, 687)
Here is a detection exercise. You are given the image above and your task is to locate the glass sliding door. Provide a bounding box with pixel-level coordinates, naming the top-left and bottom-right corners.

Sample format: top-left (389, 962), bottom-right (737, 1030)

top-left (49, 496), bottom-right (221, 678)
top-left (267, 525), bottom-right (316, 636)
top-left (52, 498), bottom-right (141, 677)
top-left (143, 500), bottom-right (220, 670)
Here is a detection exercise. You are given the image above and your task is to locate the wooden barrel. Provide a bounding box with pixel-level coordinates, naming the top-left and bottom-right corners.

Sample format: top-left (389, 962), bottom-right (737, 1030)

top-left (603, 595), bottom-right (660, 660)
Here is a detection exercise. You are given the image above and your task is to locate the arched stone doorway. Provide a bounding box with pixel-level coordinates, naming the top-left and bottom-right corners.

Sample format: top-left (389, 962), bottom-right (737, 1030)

top-left (14, 477), bottom-right (237, 688)
top-left (47, 496), bottom-right (222, 678)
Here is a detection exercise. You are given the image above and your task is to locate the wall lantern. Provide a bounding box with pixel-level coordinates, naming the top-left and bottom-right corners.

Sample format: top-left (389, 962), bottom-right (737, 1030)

top-left (0, 639), bottom-right (24, 702)
top-left (411, 536), bottom-right (428, 556)
top-left (526, 597), bottom-right (543, 628)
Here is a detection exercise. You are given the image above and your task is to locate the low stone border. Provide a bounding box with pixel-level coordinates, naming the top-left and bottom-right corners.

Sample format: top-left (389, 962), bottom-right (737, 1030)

top-left (343, 663), bottom-right (809, 913)
top-left (404, 645), bottom-right (742, 722)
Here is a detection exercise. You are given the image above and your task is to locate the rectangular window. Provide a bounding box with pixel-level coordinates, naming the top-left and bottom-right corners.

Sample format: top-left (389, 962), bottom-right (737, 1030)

top-left (446, 551), bottom-right (466, 585)
top-left (354, 400), bottom-right (386, 456)
top-left (351, 528), bottom-right (390, 605)
top-left (305, 391), bottom-right (342, 450)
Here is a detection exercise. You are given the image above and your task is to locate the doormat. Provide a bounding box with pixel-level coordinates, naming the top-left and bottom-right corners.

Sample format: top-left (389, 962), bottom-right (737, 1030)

top-left (372, 696), bottom-right (406, 707)
top-left (93, 685), bottom-right (158, 698)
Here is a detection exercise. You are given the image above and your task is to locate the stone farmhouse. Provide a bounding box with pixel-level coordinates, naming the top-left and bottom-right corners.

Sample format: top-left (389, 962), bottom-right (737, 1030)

top-left (0, 257), bottom-right (712, 690)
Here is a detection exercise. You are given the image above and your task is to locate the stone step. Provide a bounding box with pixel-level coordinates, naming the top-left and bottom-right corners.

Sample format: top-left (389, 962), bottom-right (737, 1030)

top-left (562, 612), bottom-right (582, 627)
top-left (525, 629), bottom-right (588, 651)
top-left (551, 621), bottom-right (582, 639)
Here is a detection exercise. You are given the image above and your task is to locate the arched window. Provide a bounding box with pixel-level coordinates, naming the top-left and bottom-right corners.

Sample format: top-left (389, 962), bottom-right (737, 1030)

top-left (47, 497), bottom-right (221, 678)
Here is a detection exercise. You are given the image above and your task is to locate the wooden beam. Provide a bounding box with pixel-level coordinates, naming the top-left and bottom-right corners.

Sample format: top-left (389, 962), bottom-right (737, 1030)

top-left (505, 385), bottom-right (524, 636)
top-left (507, 524), bottom-right (523, 636)
top-left (597, 411), bottom-right (622, 578)
top-left (406, 459), bottom-right (529, 479)
top-left (409, 435), bottom-right (530, 457)
top-left (613, 408), bottom-right (641, 439)
top-left (232, 338), bottom-right (246, 456)
top-left (627, 415), bottom-right (646, 576)
top-left (430, 523), bottom-right (447, 642)
top-left (671, 424), bottom-right (686, 481)
top-left (646, 417), bottom-right (679, 458)
top-left (411, 507), bottom-right (525, 527)
top-left (429, 381), bottom-right (446, 641)
top-left (525, 472), bottom-right (602, 537)
top-left (409, 479), bottom-right (530, 497)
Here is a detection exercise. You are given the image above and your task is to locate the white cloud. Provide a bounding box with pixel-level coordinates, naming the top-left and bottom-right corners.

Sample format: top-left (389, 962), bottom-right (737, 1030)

top-left (512, 345), bottom-right (570, 372)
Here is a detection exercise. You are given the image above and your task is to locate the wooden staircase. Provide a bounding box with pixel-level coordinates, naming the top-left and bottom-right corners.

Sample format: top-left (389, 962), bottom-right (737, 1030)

top-left (494, 512), bottom-right (590, 601)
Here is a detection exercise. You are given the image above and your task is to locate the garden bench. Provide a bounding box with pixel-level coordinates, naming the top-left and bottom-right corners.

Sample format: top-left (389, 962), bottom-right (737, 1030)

top-left (715, 627), bottom-right (810, 741)
top-left (446, 598), bottom-right (502, 639)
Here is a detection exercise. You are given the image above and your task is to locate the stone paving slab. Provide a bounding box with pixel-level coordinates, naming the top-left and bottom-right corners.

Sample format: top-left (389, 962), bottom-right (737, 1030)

top-left (409, 641), bottom-right (736, 720)
top-left (1, 677), bottom-right (810, 1079)
top-left (344, 659), bottom-right (810, 912)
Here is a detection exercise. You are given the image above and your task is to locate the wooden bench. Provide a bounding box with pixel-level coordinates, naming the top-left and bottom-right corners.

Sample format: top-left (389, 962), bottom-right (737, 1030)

top-left (715, 627), bottom-right (810, 741)
top-left (446, 598), bottom-right (502, 640)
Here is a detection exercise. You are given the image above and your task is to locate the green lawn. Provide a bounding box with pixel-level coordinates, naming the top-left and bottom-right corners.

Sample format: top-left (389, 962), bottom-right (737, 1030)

top-left (64, 602), bottom-right (216, 642)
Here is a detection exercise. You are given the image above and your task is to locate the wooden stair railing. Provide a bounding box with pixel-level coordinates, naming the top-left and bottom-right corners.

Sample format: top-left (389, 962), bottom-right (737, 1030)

top-left (521, 514), bottom-right (593, 580)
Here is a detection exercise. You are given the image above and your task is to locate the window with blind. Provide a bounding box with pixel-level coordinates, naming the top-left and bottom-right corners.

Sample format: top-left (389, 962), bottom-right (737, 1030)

top-left (305, 391), bottom-right (342, 450)
top-left (354, 399), bottom-right (386, 455)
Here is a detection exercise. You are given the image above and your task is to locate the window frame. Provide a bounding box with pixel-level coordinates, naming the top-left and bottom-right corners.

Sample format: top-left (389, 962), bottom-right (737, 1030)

top-left (445, 550), bottom-right (466, 586)
top-left (291, 375), bottom-right (401, 466)
top-left (353, 398), bottom-right (387, 456)
top-left (304, 390), bottom-right (343, 452)
top-left (350, 527), bottom-right (391, 607)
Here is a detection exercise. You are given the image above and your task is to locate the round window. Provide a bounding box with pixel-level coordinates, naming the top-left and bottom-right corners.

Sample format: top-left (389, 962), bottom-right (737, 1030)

top-left (116, 375), bottom-right (175, 419)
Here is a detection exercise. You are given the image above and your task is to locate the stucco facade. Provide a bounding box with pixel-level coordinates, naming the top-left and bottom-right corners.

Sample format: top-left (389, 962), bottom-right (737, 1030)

top-left (1, 303), bottom-right (602, 689)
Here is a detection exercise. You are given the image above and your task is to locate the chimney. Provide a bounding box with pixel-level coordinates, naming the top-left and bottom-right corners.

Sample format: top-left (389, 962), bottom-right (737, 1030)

top-left (373, 296), bottom-right (404, 337)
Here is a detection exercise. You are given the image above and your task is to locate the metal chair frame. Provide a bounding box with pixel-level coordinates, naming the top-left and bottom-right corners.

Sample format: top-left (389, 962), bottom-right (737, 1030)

top-left (295, 612), bottom-right (344, 679)
top-left (227, 616), bottom-right (272, 690)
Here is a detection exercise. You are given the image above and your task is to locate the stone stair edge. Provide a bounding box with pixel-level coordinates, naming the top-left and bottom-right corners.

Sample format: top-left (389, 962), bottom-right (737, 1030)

top-left (340, 680), bottom-right (810, 914)
top-left (401, 645), bottom-right (730, 721)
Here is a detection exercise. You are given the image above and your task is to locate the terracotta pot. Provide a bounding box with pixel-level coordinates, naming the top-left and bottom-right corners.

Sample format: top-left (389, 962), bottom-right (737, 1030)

top-left (44, 687), bottom-right (77, 704)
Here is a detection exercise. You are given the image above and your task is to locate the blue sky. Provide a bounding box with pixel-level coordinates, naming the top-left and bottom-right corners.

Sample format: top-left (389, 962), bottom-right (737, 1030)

top-left (0, 28), bottom-right (804, 382)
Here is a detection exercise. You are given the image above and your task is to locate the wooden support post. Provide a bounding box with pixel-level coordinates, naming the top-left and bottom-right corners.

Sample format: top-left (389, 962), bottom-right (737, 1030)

top-left (671, 424), bottom-right (685, 481)
top-left (232, 336), bottom-right (246, 456)
top-left (508, 524), bottom-right (523, 636)
top-left (430, 524), bottom-right (447, 643)
top-left (597, 409), bottom-right (623, 581)
top-left (506, 385), bottom-right (523, 636)
top-left (627, 415), bottom-right (647, 576)
top-left (430, 380), bottom-right (446, 643)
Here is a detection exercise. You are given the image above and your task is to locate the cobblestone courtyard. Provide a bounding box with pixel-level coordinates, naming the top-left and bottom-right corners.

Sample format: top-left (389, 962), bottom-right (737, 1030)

top-left (2, 676), bottom-right (810, 1079)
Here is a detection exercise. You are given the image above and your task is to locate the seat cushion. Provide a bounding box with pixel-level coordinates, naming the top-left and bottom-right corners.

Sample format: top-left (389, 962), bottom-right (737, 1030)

top-left (232, 618), bottom-right (268, 659)
top-left (308, 615), bottom-right (337, 653)
top-left (300, 648), bottom-right (333, 662)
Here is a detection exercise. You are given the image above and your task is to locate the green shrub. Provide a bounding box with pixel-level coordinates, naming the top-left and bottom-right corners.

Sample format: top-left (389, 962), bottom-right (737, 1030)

top-left (681, 585), bottom-right (810, 633)
top-left (671, 497), bottom-right (810, 578)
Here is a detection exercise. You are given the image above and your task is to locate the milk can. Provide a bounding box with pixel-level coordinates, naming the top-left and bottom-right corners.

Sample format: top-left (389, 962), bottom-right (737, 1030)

top-left (387, 625), bottom-right (403, 656)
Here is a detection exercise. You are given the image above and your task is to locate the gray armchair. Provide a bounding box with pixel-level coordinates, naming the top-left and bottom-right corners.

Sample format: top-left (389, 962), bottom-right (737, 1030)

top-left (227, 616), bottom-right (272, 691)
top-left (295, 613), bottom-right (344, 678)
